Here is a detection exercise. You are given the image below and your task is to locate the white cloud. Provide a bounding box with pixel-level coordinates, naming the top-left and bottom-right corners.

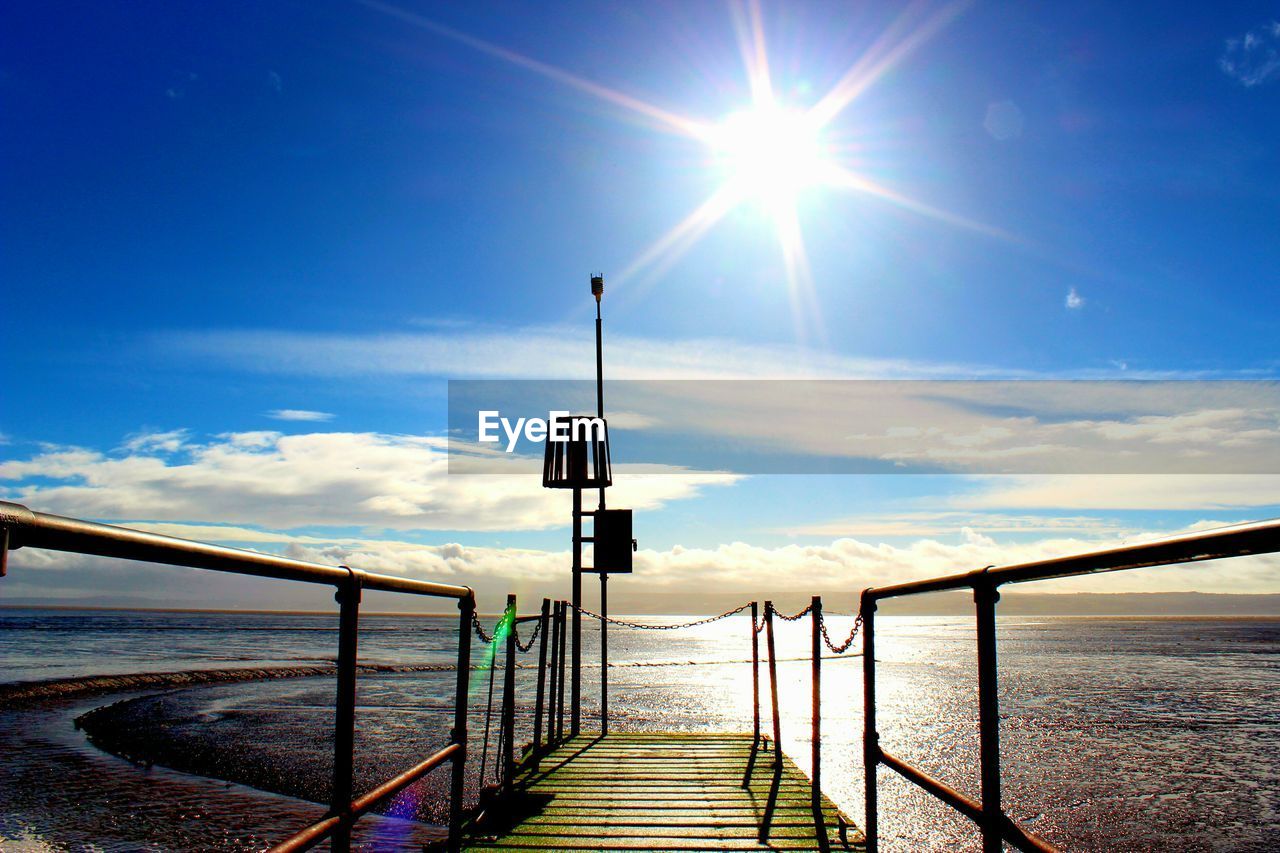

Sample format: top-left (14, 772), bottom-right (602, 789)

top-left (0, 430), bottom-right (738, 532)
top-left (267, 409), bottom-right (335, 422)
top-left (781, 511), bottom-right (1129, 538)
top-left (580, 382), bottom-right (1280, 475)
top-left (152, 326), bottom-right (1027, 381)
top-left (955, 474), bottom-right (1280, 510)
top-left (14, 517), bottom-right (1277, 599)
top-left (1220, 21), bottom-right (1280, 87)
top-left (121, 429), bottom-right (189, 454)
top-left (1065, 287), bottom-right (1084, 309)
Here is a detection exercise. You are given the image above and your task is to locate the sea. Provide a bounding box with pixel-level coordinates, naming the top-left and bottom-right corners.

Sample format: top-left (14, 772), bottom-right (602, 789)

top-left (0, 607), bottom-right (1276, 852)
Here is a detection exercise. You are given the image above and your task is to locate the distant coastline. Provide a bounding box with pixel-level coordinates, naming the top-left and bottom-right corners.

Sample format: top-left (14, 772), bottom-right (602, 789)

top-left (4, 591), bottom-right (1280, 617)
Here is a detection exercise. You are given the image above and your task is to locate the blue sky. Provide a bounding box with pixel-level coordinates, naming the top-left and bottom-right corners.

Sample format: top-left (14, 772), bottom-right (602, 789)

top-left (3, 1), bottom-right (1280, 609)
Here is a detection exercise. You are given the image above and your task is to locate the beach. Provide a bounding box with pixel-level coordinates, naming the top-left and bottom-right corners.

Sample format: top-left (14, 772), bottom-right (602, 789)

top-left (1, 608), bottom-right (1277, 851)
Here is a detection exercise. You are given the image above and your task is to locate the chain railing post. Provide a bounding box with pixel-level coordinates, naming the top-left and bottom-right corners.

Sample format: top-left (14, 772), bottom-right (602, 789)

top-left (600, 572), bottom-right (609, 736)
top-left (331, 569), bottom-right (361, 853)
top-left (556, 600), bottom-right (567, 743)
top-left (751, 601), bottom-right (760, 745)
top-left (861, 590), bottom-right (878, 853)
top-left (571, 490), bottom-right (582, 737)
top-left (533, 597), bottom-right (550, 754)
top-left (975, 580), bottom-right (1003, 853)
top-left (764, 600), bottom-right (782, 769)
top-left (811, 595), bottom-right (828, 851)
top-left (547, 600), bottom-right (562, 746)
top-left (448, 593), bottom-right (474, 853)
top-left (502, 594), bottom-right (517, 796)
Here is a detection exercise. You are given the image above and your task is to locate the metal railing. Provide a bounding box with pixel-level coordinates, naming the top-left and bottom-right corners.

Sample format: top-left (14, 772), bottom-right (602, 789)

top-left (0, 500), bottom-right (475, 852)
top-left (746, 597), bottom-right (862, 851)
top-left (859, 517), bottom-right (1280, 853)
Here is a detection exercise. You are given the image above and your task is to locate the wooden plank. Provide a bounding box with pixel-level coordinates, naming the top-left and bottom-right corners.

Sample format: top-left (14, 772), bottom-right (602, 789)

top-left (462, 733), bottom-right (864, 852)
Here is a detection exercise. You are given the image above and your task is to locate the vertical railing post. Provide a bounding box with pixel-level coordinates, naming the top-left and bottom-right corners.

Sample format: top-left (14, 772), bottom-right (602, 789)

top-left (811, 595), bottom-right (827, 851)
top-left (448, 593), bottom-right (474, 853)
top-left (556, 600), bottom-right (568, 743)
top-left (533, 597), bottom-right (550, 754)
top-left (751, 601), bottom-right (760, 745)
top-left (502, 594), bottom-right (517, 796)
top-left (975, 580), bottom-right (1003, 853)
top-left (547, 600), bottom-right (562, 746)
top-left (861, 590), bottom-right (878, 853)
top-left (571, 489), bottom-right (582, 737)
top-left (331, 569), bottom-right (361, 853)
top-left (763, 600), bottom-right (782, 768)
top-left (600, 572), bottom-right (609, 736)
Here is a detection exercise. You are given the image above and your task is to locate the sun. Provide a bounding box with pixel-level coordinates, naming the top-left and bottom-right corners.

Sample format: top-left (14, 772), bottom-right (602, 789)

top-left (710, 104), bottom-right (831, 211)
top-left (367, 0), bottom-right (1001, 341)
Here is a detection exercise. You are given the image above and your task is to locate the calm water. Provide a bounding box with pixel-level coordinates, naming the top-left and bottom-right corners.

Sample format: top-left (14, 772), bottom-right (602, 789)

top-left (1, 608), bottom-right (1277, 851)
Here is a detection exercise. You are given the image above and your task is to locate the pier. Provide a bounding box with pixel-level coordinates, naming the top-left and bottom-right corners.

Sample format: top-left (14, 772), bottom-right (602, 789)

top-left (465, 733), bottom-right (858, 851)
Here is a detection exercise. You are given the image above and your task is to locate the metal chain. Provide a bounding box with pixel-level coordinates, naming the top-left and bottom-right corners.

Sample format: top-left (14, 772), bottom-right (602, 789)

top-left (570, 602), bottom-right (752, 631)
top-left (772, 602), bottom-right (814, 622)
top-left (514, 618), bottom-right (542, 653)
top-left (471, 610), bottom-right (498, 644)
top-left (819, 611), bottom-right (863, 654)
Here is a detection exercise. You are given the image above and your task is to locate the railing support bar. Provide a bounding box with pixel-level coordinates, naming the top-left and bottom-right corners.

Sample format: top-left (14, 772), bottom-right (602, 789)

top-left (751, 601), bottom-right (760, 744)
top-left (548, 600), bottom-right (562, 745)
top-left (861, 590), bottom-right (878, 853)
top-left (975, 580), bottom-right (1003, 853)
top-left (331, 570), bottom-right (361, 853)
top-left (571, 489), bottom-right (582, 737)
top-left (763, 600), bottom-right (782, 769)
top-left (811, 595), bottom-right (828, 851)
top-left (502, 593), bottom-right (518, 795)
top-left (533, 597), bottom-right (551, 754)
top-left (448, 593), bottom-right (474, 853)
top-left (557, 600), bottom-right (567, 743)
top-left (600, 572), bottom-right (609, 736)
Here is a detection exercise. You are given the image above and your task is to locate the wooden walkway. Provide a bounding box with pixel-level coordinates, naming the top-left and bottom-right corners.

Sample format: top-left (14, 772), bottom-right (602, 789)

top-left (463, 732), bottom-right (864, 851)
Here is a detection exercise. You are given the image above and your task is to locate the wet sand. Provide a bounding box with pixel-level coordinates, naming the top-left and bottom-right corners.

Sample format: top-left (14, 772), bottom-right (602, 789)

top-left (0, 674), bottom-right (455, 851)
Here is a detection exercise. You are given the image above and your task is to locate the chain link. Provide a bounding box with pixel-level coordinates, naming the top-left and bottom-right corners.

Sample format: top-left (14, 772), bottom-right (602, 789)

top-left (570, 602), bottom-right (752, 631)
top-left (819, 611), bottom-right (863, 654)
top-left (471, 610), bottom-right (508, 645)
top-left (771, 602), bottom-right (814, 622)
top-left (514, 618), bottom-right (542, 653)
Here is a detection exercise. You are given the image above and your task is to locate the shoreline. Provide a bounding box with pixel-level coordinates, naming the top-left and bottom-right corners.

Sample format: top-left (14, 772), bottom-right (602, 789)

top-left (0, 662), bottom-right (460, 710)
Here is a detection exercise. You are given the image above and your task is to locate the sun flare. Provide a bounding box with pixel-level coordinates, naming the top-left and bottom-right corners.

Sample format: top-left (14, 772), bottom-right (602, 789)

top-left (710, 105), bottom-right (831, 209)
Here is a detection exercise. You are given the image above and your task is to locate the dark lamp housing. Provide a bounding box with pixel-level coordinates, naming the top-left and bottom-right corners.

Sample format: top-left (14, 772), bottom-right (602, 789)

top-left (542, 415), bottom-right (612, 489)
top-left (592, 509), bottom-right (634, 573)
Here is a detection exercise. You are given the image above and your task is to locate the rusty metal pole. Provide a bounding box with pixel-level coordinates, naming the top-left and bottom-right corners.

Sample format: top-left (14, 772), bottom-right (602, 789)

top-left (751, 601), bottom-right (760, 745)
top-left (571, 490), bottom-right (582, 738)
top-left (331, 571), bottom-right (361, 852)
top-left (600, 571), bottom-right (609, 736)
top-left (811, 596), bottom-right (827, 851)
top-left (547, 600), bottom-right (561, 745)
top-left (502, 594), bottom-right (517, 795)
top-left (861, 591), bottom-right (878, 853)
top-left (975, 581), bottom-right (1003, 853)
top-left (594, 283), bottom-right (609, 738)
top-left (557, 600), bottom-right (568, 743)
top-left (534, 598), bottom-right (550, 753)
top-left (448, 593), bottom-right (474, 853)
top-left (764, 601), bottom-right (782, 769)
